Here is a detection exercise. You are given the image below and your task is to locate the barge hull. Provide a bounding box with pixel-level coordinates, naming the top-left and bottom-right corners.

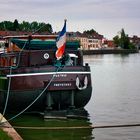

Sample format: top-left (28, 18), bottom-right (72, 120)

top-left (0, 87), bottom-right (92, 112)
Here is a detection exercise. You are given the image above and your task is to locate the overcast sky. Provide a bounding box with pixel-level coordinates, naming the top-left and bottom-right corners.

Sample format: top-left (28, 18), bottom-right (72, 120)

top-left (0, 0), bottom-right (140, 39)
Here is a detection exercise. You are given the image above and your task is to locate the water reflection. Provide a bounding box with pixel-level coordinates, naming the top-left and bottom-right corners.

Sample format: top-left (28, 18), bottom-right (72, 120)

top-left (8, 109), bottom-right (94, 140)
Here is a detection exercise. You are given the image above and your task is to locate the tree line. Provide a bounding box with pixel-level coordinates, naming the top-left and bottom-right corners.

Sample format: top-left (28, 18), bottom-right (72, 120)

top-left (0, 19), bottom-right (136, 49)
top-left (0, 19), bottom-right (53, 33)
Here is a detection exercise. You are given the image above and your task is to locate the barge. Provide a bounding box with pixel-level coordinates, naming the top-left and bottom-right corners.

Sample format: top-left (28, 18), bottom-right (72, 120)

top-left (0, 23), bottom-right (92, 118)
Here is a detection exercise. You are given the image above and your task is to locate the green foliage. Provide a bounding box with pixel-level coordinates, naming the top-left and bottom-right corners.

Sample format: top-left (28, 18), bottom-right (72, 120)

top-left (128, 42), bottom-right (135, 49)
top-left (113, 35), bottom-right (120, 47)
top-left (13, 19), bottom-right (19, 31)
top-left (0, 19), bottom-right (53, 33)
top-left (113, 29), bottom-right (135, 49)
top-left (120, 29), bottom-right (129, 49)
top-left (0, 21), bottom-right (14, 30)
top-left (83, 29), bottom-right (97, 35)
top-left (37, 22), bottom-right (53, 33)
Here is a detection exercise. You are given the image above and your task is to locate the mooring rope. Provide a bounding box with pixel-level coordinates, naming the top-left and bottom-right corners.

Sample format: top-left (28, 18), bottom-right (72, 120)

top-left (0, 38), bottom-right (34, 124)
top-left (0, 66), bottom-right (61, 125)
top-left (0, 68), bottom-right (12, 123)
top-left (0, 27), bottom-right (60, 125)
top-left (1, 123), bottom-right (140, 130)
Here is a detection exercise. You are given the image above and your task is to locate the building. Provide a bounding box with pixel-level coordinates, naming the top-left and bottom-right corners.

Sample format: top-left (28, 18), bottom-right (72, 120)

top-left (129, 35), bottom-right (140, 49)
top-left (67, 32), bottom-right (104, 50)
top-left (66, 32), bottom-right (88, 50)
top-left (0, 30), bottom-right (112, 50)
top-left (105, 40), bottom-right (116, 48)
top-left (88, 37), bottom-right (102, 50)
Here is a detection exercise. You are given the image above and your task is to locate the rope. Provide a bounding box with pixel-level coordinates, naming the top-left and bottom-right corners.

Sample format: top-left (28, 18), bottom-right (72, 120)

top-left (1, 123), bottom-right (140, 130)
top-left (0, 39), bottom-right (30, 123)
top-left (0, 66), bottom-right (61, 125)
top-left (11, 40), bottom-right (28, 69)
top-left (0, 28), bottom-right (59, 124)
top-left (0, 68), bottom-right (12, 123)
top-left (93, 123), bottom-right (140, 129)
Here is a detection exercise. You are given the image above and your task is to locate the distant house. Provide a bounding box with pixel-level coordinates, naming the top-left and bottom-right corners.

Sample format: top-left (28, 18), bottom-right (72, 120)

top-left (83, 32), bottom-right (104, 50)
top-left (88, 37), bottom-right (101, 50)
top-left (0, 31), bottom-right (31, 37)
top-left (66, 32), bottom-right (87, 50)
top-left (0, 30), bottom-right (51, 37)
top-left (78, 36), bottom-right (89, 50)
top-left (0, 30), bottom-right (112, 50)
top-left (0, 30), bottom-right (53, 48)
top-left (106, 40), bottom-right (116, 48)
top-left (129, 35), bottom-right (140, 49)
top-left (67, 31), bottom-right (105, 50)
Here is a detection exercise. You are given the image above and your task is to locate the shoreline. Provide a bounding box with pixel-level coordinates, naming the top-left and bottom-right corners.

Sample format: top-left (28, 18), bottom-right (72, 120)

top-left (82, 48), bottom-right (139, 55)
top-left (0, 113), bottom-right (23, 140)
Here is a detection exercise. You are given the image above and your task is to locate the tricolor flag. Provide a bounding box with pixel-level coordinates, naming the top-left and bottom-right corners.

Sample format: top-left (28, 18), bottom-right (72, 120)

top-left (55, 20), bottom-right (66, 60)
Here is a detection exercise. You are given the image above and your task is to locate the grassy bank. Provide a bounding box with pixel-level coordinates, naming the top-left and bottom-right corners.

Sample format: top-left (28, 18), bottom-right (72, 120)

top-left (0, 129), bottom-right (12, 140)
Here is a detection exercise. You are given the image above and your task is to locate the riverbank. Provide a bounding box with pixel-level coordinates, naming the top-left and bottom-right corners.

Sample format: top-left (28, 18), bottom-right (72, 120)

top-left (0, 113), bottom-right (23, 140)
top-left (82, 48), bottom-right (139, 55)
top-left (0, 129), bottom-right (12, 140)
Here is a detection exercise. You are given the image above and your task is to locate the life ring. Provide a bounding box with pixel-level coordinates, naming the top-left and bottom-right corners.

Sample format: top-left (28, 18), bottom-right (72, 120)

top-left (76, 76), bottom-right (88, 90)
top-left (44, 53), bottom-right (49, 60)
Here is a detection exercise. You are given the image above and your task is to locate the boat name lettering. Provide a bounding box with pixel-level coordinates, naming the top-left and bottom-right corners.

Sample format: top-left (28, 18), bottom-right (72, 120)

top-left (54, 74), bottom-right (67, 78)
top-left (53, 83), bottom-right (72, 87)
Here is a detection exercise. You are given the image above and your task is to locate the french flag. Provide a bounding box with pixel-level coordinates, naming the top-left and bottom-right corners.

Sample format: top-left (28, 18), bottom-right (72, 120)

top-left (56, 20), bottom-right (66, 60)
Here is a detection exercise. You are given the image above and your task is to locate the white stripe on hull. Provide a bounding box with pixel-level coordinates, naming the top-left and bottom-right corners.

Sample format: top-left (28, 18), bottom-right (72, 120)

top-left (7, 71), bottom-right (91, 78)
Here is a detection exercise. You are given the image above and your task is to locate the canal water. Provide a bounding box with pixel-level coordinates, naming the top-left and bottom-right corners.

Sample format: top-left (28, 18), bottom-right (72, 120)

top-left (8, 53), bottom-right (140, 140)
top-left (85, 53), bottom-right (140, 140)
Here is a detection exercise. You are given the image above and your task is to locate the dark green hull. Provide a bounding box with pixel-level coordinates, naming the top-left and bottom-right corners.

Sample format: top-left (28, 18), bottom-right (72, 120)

top-left (0, 87), bottom-right (92, 112)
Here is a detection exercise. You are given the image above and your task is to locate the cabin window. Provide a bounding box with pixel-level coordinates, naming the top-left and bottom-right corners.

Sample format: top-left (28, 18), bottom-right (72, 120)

top-left (13, 57), bottom-right (17, 66)
top-left (62, 53), bottom-right (78, 66)
top-left (69, 53), bottom-right (78, 66)
top-left (0, 56), bottom-right (17, 67)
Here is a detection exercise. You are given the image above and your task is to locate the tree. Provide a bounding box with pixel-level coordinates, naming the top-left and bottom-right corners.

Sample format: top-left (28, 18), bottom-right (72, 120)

top-left (120, 29), bottom-right (129, 49)
top-left (83, 29), bottom-right (96, 35)
top-left (0, 21), bottom-right (14, 30)
top-left (36, 23), bottom-right (53, 33)
top-left (30, 21), bottom-right (38, 32)
top-left (20, 21), bottom-right (30, 31)
top-left (13, 19), bottom-right (19, 31)
top-left (113, 29), bottom-right (135, 49)
top-left (46, 23), bottom-right (53, 33)
top-left (113, 35), bottom-right (120, 47)
top-left (0, 20), bottom-right (53, 33)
